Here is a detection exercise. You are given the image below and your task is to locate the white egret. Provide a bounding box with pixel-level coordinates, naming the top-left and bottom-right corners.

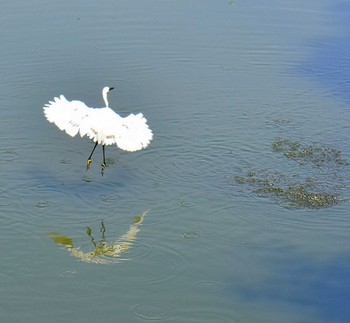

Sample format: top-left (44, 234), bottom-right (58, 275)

top-left (43, 87), bottom-right (153, 175)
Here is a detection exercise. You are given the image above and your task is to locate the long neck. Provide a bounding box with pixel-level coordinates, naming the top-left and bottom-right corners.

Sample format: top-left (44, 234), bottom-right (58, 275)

top-left (103, 91), bottom-right (109, 107)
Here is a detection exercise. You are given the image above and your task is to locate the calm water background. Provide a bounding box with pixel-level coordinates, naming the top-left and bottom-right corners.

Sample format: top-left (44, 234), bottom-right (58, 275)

top-left (1, 0), bottom-right (350, 322)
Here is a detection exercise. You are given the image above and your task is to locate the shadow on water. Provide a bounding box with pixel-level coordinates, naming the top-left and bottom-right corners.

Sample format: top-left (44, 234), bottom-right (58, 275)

top-left (14, 161), bottom-right (133, 207)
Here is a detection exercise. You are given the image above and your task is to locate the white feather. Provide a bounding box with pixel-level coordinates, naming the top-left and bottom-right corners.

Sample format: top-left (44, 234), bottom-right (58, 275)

top-left (43, 88), bottom-right (153, 152)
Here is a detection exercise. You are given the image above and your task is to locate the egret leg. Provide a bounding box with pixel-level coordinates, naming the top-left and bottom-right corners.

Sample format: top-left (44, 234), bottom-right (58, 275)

top-left (101, 145), bottom-right (106, 176)
top-left (87, 142), bottom-right (98, 170)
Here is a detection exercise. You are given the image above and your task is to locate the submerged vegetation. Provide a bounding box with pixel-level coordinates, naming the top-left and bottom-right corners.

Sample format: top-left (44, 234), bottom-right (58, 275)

top-left (234, 172), bottom-right (341, 208)
top-left (272, 138), bottom-right (348, 167)
top-left (49, 210), bottom-right (148, 264)
top-left (231, 138), bottom-right (348, 209)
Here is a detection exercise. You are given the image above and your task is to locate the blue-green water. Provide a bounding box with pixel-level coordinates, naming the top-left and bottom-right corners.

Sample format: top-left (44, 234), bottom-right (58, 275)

top-left (1, 1), bottom-right (350, 322)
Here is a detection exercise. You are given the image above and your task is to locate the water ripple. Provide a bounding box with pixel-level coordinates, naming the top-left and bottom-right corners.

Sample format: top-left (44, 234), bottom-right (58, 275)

top-left (83, 243), bottom-right (187, 287)
top-left (182, 231), bottom-right (201, 240)
top-left (133, 302), bottom-right (175, 321)
top-left (170, 310), bottom-right (235, 323)
top-left (192, 280), bottom-right (225, 293)
top-left (34, 201), bottom-right (50, 209)
top-left (13, 185), bottom-right (69, 209)
top-left (0, 189), bottom-right (12, 207)
top-left (0, 149), bottom-right (20, 162)
top-left (98, 194), bottom-right (121, 204)
top-left (60, 270), bottom-right (78, 278)
top-left (133, 244), bottom-right (187, 285)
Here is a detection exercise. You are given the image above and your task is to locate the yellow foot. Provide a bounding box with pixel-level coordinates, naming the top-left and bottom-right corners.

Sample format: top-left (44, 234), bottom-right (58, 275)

top-left (86, 159), bottom-right (92, 170)
top-left (101, 162), bottom-right (106, 176)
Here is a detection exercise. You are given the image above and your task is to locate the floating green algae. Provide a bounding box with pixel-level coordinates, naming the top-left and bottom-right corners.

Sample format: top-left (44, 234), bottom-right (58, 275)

top-left (232, 138), bottom-right (348, 209)
top-left (49, 210), bottom-right (148, 264)
top-left (234, 171), bottom-right (341, 209)
top-left (272, 138), bottom-right (348, 166)
top-left (283, 185), bottom-right (340, 208)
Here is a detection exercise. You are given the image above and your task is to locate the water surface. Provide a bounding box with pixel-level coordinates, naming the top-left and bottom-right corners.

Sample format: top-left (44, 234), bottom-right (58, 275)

top-left (1, 1), bottom-right (350, 322)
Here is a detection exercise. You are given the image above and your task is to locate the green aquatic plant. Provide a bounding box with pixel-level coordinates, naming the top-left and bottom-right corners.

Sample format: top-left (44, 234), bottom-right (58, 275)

top-left (49, 234), bottom-right (73, 246)
top-left (272, 138), bottom-right (348, 166)
top-left (233, 171), bottom-right (341, 209)
top-left (229, 138), bottom-right (347, 208)
top-left (284, 185), bottom-right (340, 208)
top-left (49, 210), bottom-right (148, 264)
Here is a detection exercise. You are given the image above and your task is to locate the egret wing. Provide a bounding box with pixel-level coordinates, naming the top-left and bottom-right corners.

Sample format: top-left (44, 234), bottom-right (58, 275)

top-left (111, 113), bottom-right (153, 152)
top-left (43, 95), bottom-right (93, 137)
top-left (43, 95), bottom-right (153, 151)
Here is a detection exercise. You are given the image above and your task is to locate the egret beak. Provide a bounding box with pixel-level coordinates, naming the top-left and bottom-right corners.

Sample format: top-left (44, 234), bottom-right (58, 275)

top-left (109, 87), bottom-right (114, 91)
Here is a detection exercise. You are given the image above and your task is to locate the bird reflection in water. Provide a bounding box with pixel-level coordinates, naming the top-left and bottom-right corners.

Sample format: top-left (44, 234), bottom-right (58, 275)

top-left (49, 210), bottom-right (148, 264)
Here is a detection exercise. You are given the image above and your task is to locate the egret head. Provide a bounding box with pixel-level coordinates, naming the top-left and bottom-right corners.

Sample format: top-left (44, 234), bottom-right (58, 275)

top-left (102, 86), bottom-right (114, 107)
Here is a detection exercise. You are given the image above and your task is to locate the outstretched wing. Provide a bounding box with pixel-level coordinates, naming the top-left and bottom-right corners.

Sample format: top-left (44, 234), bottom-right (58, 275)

top-left (43, 95), bottom-right (93, 137)
top-left (111, 113), bottom-right (153, 152)
top-left (43, 95), bottom-right (153, 152)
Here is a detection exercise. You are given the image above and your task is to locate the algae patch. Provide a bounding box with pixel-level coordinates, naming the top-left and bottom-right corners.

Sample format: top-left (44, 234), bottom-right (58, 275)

top-left (232, 138), bottom-right (348, 209)
top-left (234, 172), bottom-right (341, 209)
top-left (272, 138), bottom-right (348, 167)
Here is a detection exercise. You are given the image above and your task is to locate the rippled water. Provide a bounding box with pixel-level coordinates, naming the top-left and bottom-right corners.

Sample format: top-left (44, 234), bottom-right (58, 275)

top-left (1, 1), bottom-right (350, 322)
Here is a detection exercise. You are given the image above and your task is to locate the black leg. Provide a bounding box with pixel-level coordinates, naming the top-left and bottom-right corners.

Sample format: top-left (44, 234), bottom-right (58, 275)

top-left (100, 220), bottom-right (106, 240)
top-left (86, 142), bottom-right (98, 170)
top-left (101, 145), bottom-right (106, 176)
